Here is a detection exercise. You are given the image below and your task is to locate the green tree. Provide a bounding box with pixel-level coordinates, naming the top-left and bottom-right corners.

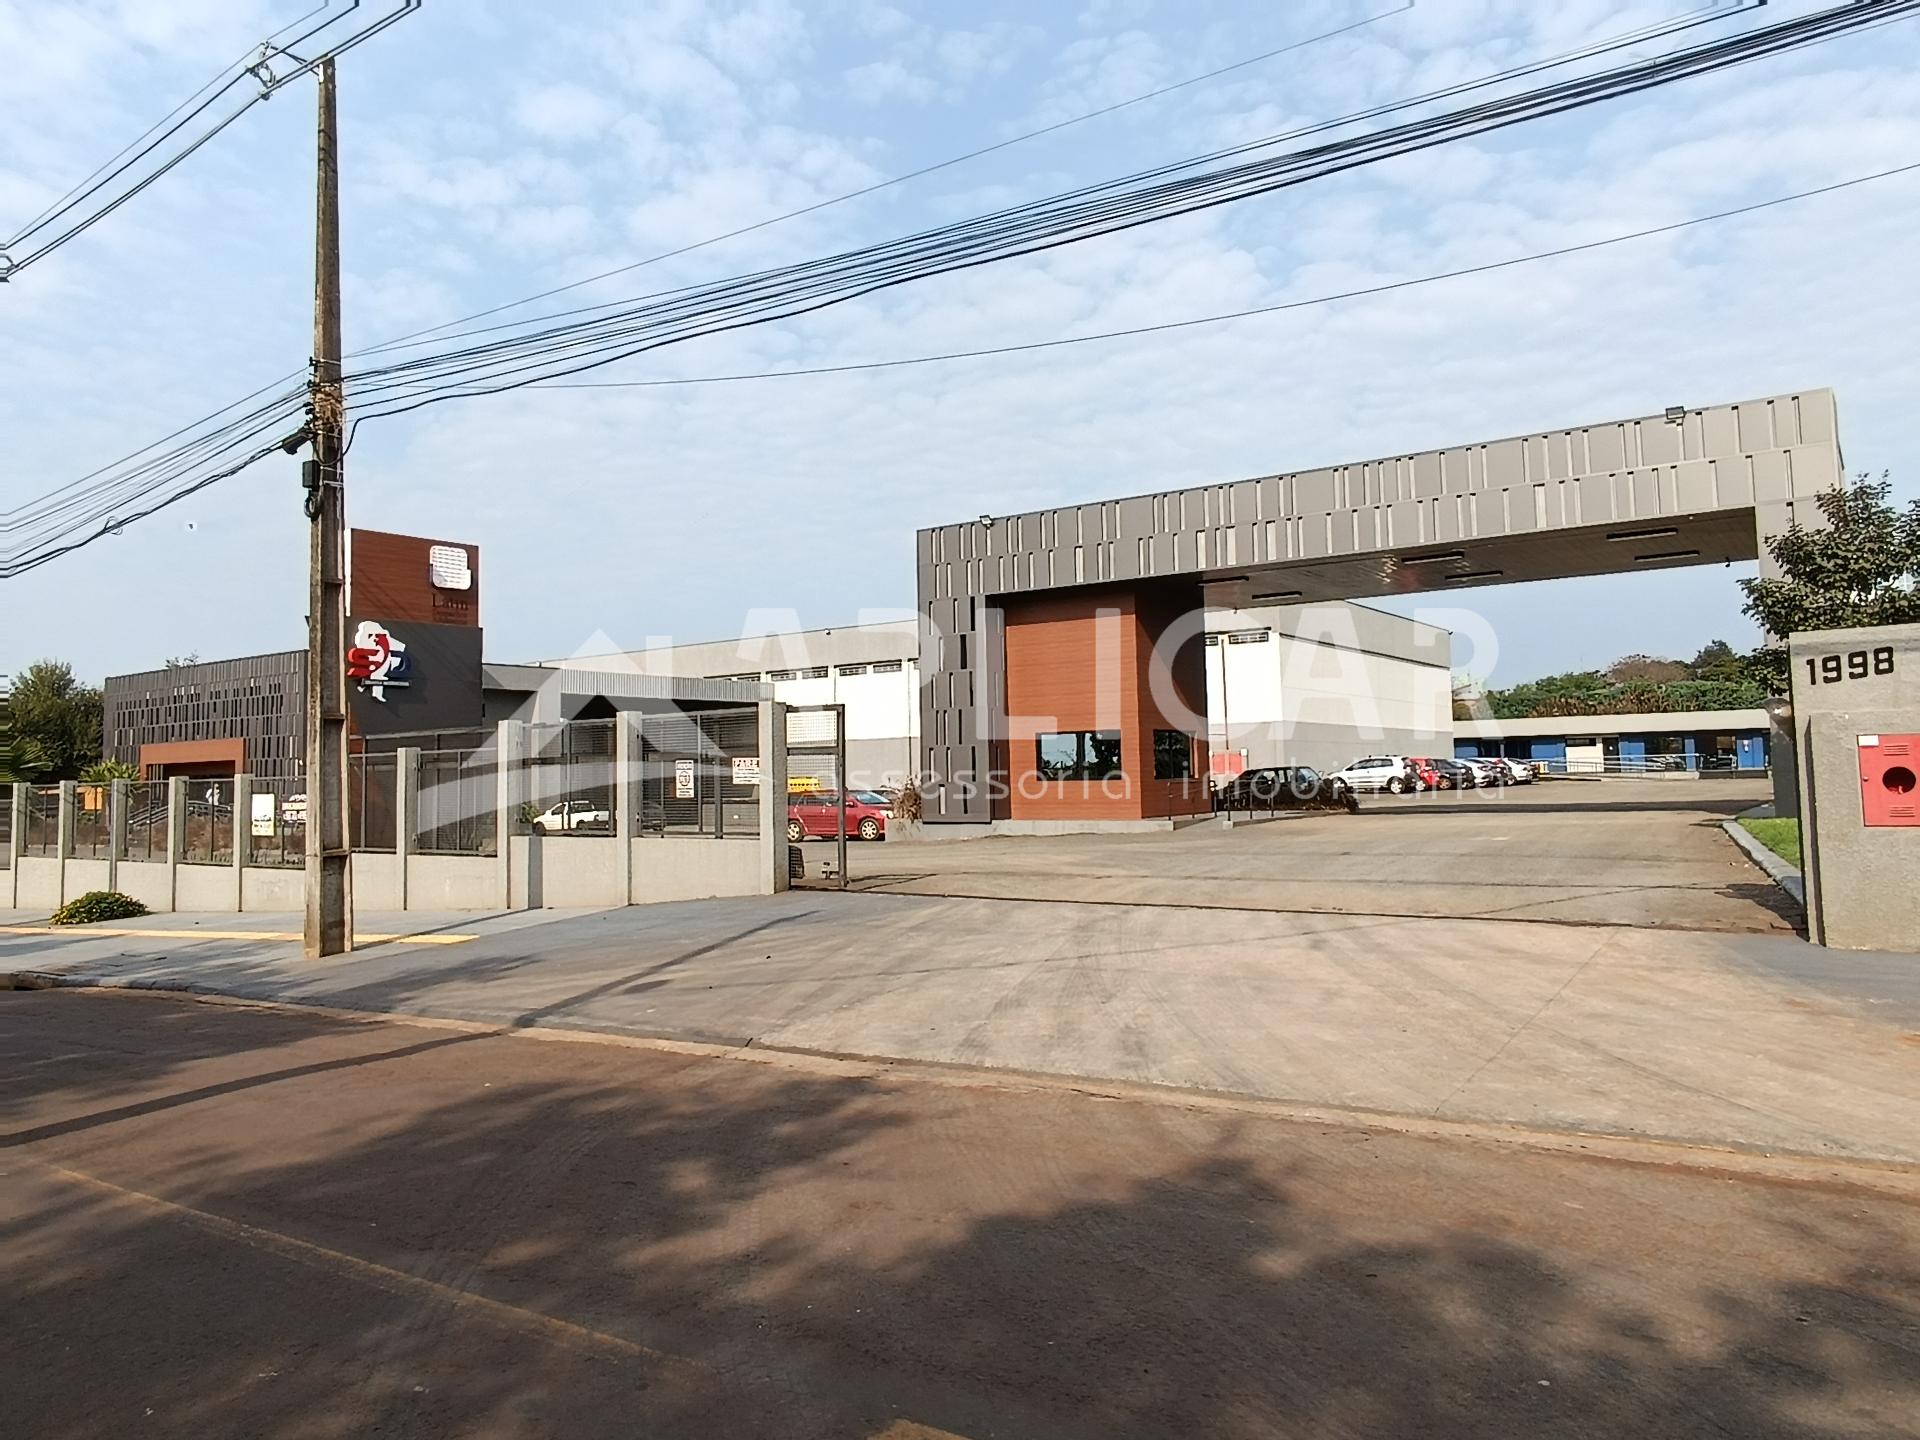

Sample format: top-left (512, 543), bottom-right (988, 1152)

top-left (8, 659), bottom-right (104, 780)
top-left (1606, 653), bottom-right (1689, 684)
top-left (0, 696), bottom-right (51, 785)
top-left (1740, 476), bottom-right (1920, 693)
top-left (79, 758), bottom-right (140, 783)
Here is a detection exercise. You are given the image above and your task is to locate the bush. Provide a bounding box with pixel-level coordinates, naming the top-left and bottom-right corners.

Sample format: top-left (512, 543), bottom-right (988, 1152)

top-left (49, 890), bottom-right (150, 926)
top-left (892, 782), bottom-right (923, 821)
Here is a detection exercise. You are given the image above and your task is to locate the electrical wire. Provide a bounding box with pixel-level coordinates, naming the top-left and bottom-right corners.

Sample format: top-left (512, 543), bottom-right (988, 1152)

top-left (522, 161), bottom-right (1920, 391)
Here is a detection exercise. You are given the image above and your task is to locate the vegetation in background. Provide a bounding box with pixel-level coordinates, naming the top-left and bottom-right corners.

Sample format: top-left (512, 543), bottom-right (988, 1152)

top-left (79, 758), bottom-right (140, 783)
top-left (1457, 640), bottom-right (1767, 720)
top-left (49, 890), bottom-right (150, 926)
top-left (1740, 476), bottom-right (1920, 694)
top-left (8, 660), bottom-right (103, 780)
top-left (0, 694), bottom-right (51, 785)
top-left (1738, 816), bottom-right (1802, 870)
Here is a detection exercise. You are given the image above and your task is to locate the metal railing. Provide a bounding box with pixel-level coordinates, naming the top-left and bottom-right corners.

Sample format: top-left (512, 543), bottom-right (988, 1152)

top-left (121, 781), bottom-right (169, 861)
top-left (417, 747), bottom-right (498, 855)
top-left (523, 718), bottom-right (616, 838)
top-left (248, 782), bottom-right (306, 867)
top-left (350, 753), bottom-right (398, 851)
top-left (633, 707), bottom-right (761, 838)
top-left (22, 785), bottom-right (60, 857)
top-left (181, 779), bottom-right (235, 865)
top-left (1528, 753), bottom-right (1763, 776)
top-left (0, 796), bottom-right (10, 868)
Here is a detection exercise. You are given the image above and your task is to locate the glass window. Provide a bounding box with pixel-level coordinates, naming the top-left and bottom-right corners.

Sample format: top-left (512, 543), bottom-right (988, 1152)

top-left (1035, 731), bottom-right (1125, 782)
top-left (1153, 730), bottom-right (1193, 780)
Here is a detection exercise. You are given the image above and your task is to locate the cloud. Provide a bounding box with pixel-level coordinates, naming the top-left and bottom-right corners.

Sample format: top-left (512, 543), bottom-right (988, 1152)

top-left (512, 83), bottom-right (618, 142)
top-left (844, 58), bottom-right (941, 106)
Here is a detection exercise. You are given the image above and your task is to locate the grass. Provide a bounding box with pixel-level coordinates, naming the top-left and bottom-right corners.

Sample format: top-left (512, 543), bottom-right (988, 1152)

top-left (1738, 816), bottom-right (1801, 871)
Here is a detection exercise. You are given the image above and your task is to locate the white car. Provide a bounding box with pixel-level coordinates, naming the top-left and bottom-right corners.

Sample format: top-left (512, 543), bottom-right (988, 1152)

top-left (1328, 756), bottom-right (1424, 794)
top-left (1491, 756), bottom-right (1537, 784)
top-left (1459, 757), bottom-right (1508, 787)
top-left (532, 798), bottom-right (611, 835)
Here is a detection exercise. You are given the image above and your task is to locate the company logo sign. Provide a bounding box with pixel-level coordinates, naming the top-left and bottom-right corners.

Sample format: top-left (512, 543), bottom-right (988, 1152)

top-left (346, 621), bottom-right (411, 701)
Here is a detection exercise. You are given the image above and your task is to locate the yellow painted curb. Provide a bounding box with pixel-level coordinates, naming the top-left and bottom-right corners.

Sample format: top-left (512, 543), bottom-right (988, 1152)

top-left (0, 925), bottom-right (475, 947)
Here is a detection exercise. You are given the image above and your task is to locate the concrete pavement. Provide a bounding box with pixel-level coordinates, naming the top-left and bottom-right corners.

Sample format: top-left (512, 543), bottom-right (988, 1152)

top-left (8, 891), bottom-right (1918, 1164)
top-left (851, 778), bottom-right (1801, 933)
top-left (7, 989), bottom-right (1918, 1440)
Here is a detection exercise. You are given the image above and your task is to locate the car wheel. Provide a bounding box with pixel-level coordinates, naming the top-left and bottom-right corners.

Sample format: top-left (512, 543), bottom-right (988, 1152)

top-left (786, 819), bottom-right (805, 843)
top-left (858, 817), bottom-right (881, 841)
top-left (533, 821), bottom-right (549, 836)
top-left (1386, 776), bottom-right (1407, 794)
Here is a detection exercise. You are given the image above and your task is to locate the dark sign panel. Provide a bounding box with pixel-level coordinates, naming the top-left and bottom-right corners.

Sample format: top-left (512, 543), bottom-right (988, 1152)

top-left (346, 619), bottom-right (485, 736)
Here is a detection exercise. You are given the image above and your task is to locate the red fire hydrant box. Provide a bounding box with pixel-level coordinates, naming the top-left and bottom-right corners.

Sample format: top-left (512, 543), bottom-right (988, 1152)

top-left (1858, 734), bottom-right (1920, 826)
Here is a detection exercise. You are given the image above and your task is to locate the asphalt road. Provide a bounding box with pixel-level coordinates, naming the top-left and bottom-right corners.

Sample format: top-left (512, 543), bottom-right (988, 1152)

top-left (848, 778), bottom-right (1798, 933)
top-left (7, 989), bottom-right (1918, 1440)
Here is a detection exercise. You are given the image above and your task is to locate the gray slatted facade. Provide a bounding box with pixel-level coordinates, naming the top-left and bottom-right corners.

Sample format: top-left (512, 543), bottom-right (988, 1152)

top-left (917, 389), bottom-right (1841, 822)
top-left (104, 650), bottom-right (308, 786)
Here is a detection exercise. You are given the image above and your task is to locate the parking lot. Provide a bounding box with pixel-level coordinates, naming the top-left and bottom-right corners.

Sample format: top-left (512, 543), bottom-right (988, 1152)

top-left (845, 778), bottom-right (1795, 934)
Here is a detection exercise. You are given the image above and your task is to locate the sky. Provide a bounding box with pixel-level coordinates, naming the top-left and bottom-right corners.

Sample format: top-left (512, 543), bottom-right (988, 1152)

top-left (4, 0), bottom-right (1919, 691)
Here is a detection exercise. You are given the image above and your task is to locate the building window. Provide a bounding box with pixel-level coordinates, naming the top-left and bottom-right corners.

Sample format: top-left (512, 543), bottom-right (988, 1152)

top-left (769, 669), bottom-right (797, 681)
top-left (837, 664), bottom-right (869, 676)
top-left (1035, 730), bottom-right (1124, 782)
top-left (871, 659), bottom-right (905, 674)
top-left (1153, 730), bottom-right (1194, 780)
top-left (799, 666), bottom-right (829, 680)
top-left (1227, 629), bottom-right (1270, 644)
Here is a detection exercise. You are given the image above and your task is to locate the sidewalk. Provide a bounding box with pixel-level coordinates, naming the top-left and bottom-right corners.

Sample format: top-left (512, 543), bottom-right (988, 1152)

top-left (6, 893), bottom-right (1918, 1165)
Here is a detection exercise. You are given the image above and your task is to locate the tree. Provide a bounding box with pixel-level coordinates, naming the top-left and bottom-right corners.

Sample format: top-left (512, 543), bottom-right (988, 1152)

top-left (0, 696), bottom-right (50, 785)
top-left (79, 758), bottom-right (140, 783)
top-left (1740, 476), bottom-right (1920, 693)
top-left (1606, 653), bottom-right (1689, 684)
top-left (8, 660), bottom-right (104, 780)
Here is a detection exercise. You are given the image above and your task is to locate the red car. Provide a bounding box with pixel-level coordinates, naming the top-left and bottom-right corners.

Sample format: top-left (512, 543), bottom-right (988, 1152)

top-left (1406, 757), bottom-right (1445, 791)
top-left (786, 790), bottom-right (890, 842)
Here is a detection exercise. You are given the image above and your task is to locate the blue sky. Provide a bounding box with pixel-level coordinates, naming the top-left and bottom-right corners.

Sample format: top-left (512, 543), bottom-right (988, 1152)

top-left (4, 0), bottom-right (1919, 688)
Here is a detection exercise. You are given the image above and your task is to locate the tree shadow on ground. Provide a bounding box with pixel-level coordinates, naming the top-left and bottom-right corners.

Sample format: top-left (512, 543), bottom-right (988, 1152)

top-left (7, 990), bottom-right (1919, 1440)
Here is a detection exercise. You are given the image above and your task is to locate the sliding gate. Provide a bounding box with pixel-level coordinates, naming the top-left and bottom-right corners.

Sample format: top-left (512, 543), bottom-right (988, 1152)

top-left (785, 703), bottom-right (846, 890)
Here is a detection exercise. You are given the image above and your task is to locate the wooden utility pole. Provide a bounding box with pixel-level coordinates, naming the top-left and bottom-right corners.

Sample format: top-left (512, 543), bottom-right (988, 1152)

top-left (305, 55), bottom-right (351, 957)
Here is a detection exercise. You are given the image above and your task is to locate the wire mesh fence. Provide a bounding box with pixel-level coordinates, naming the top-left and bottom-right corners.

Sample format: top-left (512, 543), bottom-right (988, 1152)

top-left (181, 778), bottom-right (235, 865)
top-left (73, 784), bottom-right (113, 859)
top-left (417, 746), bottom-right (499, 855)
top-left (120, 781), bottom-right (169, 862)
top-left (631, 707), bottom-right (761, 838)
top-left (523, 719), bottom-right (616, 838)
top-left (350, 753), bottom-right (398, 852)
top-left (0, 791), bottom-right (10, 868)
top-left (247, 781), bottom-right (306, 867)
top-left (22, 785), bottom-right (61, 857)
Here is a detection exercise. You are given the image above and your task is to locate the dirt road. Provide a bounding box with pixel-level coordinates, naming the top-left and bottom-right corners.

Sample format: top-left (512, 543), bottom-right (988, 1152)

top-left (7, 988), bottom-right (1917, 1439)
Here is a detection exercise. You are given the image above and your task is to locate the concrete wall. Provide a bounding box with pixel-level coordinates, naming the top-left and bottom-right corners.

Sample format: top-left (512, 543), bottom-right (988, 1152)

top-left (15, 856), bottom-right (61, 912)
top-left (352, 853), bottom-right (406, 912)
top-left (117, 860), bottom-right (174, 913)
top-left (174, 863), bottom-right (237, 912)
top-left (632, 837), bottom-right (765, 903)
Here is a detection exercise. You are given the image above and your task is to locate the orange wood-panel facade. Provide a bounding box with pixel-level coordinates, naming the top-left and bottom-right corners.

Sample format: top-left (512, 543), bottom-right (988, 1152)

top-left (349, 529), bottom-right (480, 628)
top-left (1001, 583), bottom-right (1211, 820)
top-left (138, 737), bottom-right (247, 779)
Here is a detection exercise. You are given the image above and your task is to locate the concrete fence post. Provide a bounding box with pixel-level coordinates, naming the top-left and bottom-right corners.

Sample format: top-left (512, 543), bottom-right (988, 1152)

top-left (7, 782), bottom-right (25, 909)
top-left (761, 700), bottom-right (788, 892)
top-left (55, 780), bottom-right (76, 907)
top-left (107, 777), bottom-right (129, 895)
top-left (232, 772), bottom-right (253, 910)
top-left (495, 720), bottom-right (517, 910)
top-left (615, 714), bottom-right (636, 905)
top-left (166, 776), bottom-right (189, 913)
top-left (395, 748), bottom-right (419, 912)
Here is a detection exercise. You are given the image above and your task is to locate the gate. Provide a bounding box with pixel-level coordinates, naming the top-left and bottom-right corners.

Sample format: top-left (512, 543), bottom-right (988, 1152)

top-left (785, 704), bottom-right (846, 890)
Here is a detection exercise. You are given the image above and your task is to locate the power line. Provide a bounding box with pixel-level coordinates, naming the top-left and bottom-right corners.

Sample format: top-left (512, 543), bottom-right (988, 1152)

top-left (352, 1), bottom-right (1421, 358)
top-left (523, 162), bottom-right (1920, 391)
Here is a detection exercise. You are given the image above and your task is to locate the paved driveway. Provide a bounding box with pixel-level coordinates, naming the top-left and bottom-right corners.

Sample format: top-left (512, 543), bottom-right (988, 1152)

top-left (846, 778), bottom-right (1797, 933)
top-left (9, 887), bottom-right (1917, 1163)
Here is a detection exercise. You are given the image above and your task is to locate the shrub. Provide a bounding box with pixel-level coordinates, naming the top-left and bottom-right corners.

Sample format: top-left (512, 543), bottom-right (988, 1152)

top-left (891, 782), bottom-right (923, 821)
top-left (49, 890), bottom-right (150, 926)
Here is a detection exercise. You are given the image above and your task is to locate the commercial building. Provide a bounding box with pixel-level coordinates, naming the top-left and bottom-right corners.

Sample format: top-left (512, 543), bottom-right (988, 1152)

top-left (1453, 709), bottom-right (1771, 772)
top-left (914, 388), bottom-right (1838, 827)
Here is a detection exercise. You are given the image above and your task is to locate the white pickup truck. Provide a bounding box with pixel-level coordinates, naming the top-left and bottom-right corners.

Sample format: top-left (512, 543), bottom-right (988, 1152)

top-left (531, 799), bottom-right (611, 835)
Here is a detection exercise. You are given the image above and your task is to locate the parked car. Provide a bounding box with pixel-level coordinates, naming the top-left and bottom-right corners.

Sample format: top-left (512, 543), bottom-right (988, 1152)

top-left (1405, 757), bottom-right (1446, 791)
top-left (1216, 766), bottom-right (1358, 814)
top-left (787, 790), bottom-right (890, 842)
top-left (532, 798), bottom-right (611, 835)
top-left (1425, 757), bottom-right (1479, 791)
top-left (1489, 756), bottom-right (1537, 784)
top-left (1327, 755), bottom-right (1424, 794)
top-left (1458, 757), bottom-right (1508, 787)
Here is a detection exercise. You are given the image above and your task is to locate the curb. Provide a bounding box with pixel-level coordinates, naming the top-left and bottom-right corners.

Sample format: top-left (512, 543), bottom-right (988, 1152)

top-left (1722, 808), bottom-right (1805, 908)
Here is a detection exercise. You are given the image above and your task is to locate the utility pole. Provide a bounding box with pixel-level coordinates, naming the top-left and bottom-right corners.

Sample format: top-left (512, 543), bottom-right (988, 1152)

top-left (305, 56), bottom-right (351, 957)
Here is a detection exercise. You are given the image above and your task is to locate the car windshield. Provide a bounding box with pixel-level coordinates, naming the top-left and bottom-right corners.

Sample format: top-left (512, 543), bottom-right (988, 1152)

top-left (853, 791), bottom-right (891, 806)
top-left (1293, 768), bottom-right (1320, 785)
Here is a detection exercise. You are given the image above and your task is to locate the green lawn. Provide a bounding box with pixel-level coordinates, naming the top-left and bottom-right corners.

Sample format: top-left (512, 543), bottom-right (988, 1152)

top-left (1738, 816), bottom-right (1801, 870)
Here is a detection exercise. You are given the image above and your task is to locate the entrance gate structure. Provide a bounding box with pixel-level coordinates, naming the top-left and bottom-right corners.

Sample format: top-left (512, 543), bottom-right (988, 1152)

top-left (786, 704), bottom-right (848, 890)
top-left (915, 389), bottom-right (1843, 829)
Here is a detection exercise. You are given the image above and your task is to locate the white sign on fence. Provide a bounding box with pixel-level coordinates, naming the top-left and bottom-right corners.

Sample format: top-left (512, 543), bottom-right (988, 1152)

top-left (673, 759), bottom-right (697, 799)
top-left (249, 792), bottom-right (278, 838)
top-left (732, 756), bottom-right (761, 786)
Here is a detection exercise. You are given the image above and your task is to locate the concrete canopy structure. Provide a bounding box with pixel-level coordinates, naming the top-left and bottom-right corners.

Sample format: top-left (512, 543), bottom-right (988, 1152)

top-left (918, 389), bottom-right (1840, 823)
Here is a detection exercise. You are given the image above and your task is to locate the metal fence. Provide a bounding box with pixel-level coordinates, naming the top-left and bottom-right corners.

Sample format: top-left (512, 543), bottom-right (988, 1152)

top-left (22, 785), bottom-right (60, 857)
top-left (181, 778), bottom-right (235, 865)
top-left (417, 746), bottom-right (499, 855)
top-left (523, 719), bottom-right (616, 837)
top-left (74, 784), bottom-right (112, 859)
top-left (633, 707), bottom-right (761, 838)
top-left (121, 781), bottom-right (169, 861)
top-left (248, 781), bottom-right (306, 867)
top-left (785, 705), bottom-right (846, 889)
top-left (0, 793), bottom-right (10, 868)
top-left (350, 753), bottom-right (398, 851)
